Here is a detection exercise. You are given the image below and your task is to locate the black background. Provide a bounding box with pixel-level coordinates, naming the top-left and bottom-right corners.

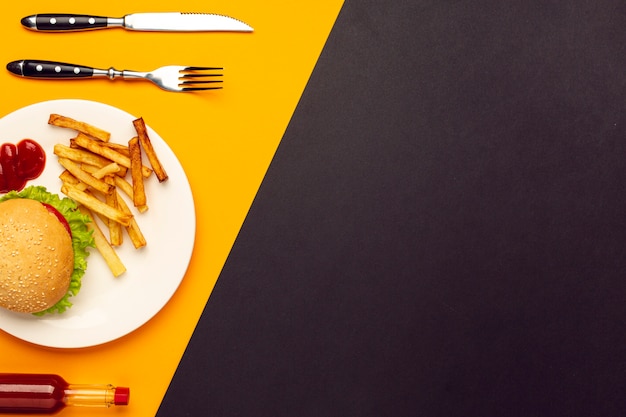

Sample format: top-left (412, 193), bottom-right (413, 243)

top-left (158, 1), bottom-right (626, 416)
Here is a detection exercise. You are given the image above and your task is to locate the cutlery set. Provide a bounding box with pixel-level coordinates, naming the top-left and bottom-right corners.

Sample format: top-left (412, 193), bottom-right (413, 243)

top-left (7, 12), bottom-right (253, 92)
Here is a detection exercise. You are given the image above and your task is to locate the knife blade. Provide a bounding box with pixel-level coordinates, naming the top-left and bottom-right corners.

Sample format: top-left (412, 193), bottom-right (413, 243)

top-left (21, 12), bottom-right (253, 32)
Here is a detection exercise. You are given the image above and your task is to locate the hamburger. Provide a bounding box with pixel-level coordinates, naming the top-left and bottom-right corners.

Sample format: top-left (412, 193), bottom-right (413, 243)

top-left (0, 186), bottom-right (93, 315)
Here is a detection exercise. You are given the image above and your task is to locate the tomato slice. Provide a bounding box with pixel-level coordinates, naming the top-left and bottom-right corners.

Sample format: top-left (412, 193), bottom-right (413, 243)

top-left (42, 203), bottom-right (72, 237)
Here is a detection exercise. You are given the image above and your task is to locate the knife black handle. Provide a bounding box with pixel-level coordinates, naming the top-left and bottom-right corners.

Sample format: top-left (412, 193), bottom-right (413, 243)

top-left (6, 60), bottom-right (95, 78)
top-left (21, 14), bottom-right (109, 31)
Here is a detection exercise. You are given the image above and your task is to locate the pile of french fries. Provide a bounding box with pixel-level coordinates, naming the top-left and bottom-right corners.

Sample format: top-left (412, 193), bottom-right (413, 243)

top-left (49, 114), bottom-right (168, 278)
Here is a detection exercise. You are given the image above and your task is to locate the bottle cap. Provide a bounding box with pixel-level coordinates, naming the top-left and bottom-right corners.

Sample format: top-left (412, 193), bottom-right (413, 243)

top-left (114, 387), bottom-right (130, 405)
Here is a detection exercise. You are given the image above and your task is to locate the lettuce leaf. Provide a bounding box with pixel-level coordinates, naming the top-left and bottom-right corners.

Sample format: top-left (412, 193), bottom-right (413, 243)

top-left (0, 185), bottom-right (95, 315)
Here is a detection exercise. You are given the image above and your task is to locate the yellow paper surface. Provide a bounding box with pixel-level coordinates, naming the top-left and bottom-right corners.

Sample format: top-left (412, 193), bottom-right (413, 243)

top-left (0, 1), bottom-right (343, 416)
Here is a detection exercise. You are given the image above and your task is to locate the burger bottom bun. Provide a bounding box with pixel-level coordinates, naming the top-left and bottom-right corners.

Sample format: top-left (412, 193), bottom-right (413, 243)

top-left (0, 198), bottom-right (74, 313)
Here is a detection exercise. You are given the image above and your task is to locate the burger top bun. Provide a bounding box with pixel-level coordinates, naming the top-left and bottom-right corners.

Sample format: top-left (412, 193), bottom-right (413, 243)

top-left (0, 198), bottom-right (74, 313)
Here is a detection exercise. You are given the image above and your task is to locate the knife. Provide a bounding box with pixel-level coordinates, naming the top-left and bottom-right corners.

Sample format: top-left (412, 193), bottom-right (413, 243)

top-left (21, 12), bottom-right (253, 32)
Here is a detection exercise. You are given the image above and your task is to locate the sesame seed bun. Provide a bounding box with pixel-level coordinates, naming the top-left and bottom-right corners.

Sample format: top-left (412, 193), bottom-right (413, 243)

top-left (0, 198), bottom-right (74, 313)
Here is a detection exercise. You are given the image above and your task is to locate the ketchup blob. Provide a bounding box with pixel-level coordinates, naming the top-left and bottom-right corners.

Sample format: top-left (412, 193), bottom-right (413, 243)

top-left (0, 139), bottom-right (46, 193)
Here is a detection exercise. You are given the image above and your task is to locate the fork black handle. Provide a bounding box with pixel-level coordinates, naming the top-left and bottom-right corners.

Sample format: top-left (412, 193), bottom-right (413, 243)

top-left (6, 60), bottom-right (95, 78)
top-left (21, 14), bottom-right (108, 31)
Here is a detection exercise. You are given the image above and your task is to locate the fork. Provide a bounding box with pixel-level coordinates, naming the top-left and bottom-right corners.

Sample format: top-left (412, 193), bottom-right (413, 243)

top-left (6, 59), bottom-right (223, 92)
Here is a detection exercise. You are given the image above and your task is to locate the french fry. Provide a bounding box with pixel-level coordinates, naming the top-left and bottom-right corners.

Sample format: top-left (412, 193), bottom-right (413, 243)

top-left (78, 206), bottom-right (126, 277)
top-left (58, 176), bottom-right (110, 227)
top-left (90, 162), bottom-right (121, 179)
top-left (113, 175), bottom-right (132, 199)
top-left (49, 114), bottom-right (111, 142)
top-left (79, 188), bottom-right (111, 229)
top-left (57, 157), bottom-right (113, 195)
top-left (128, 136), bottom-right (147, 208)
top-left (133, 117), bottom-right (168, 182)
top-left (113, 175), bottom-right (148, 213)
top-left (81, 162), bottom-right (127, 178)
top-left (101, 141), bottom-right (130, 156)
top-left (116, 191), bottom-right (147, 249)
top-left (104, 176), bottom-right (123, 246)
top-left (74, 133), bottom-right (152, 177)
top-left (59, 170), bottom-right (81, 187)
top-left (62, 185), bottom-right (132, 227)
top-left (54, 143), bottom-right (114, 168)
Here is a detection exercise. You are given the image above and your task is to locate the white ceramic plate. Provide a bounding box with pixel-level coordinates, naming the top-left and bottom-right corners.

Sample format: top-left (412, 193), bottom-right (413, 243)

top-left (0, 99), bottom-right (195, 349)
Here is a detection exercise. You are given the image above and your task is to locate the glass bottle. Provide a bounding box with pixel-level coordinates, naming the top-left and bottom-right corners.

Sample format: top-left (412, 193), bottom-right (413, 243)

top-left (0, 373), bottom-right (129, 414)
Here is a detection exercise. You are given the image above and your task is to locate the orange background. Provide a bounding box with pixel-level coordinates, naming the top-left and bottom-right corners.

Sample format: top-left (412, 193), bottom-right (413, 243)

top-left (0, 1), bottom-right (343, 416)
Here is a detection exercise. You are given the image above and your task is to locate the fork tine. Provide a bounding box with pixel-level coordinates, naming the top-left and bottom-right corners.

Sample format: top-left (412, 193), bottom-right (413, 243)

top-left (183, 66), bottom-right (223, 71)
top-left (180, 80), bottom-right (223, 91)
top-left (181, 77), bottom-right (223, 85)
top-left (181, 73), bottom-right (223, 78)
top-left (182, 82), bottom-right (223, 88)
top-left (182, 87), bottom-right (223, 91)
